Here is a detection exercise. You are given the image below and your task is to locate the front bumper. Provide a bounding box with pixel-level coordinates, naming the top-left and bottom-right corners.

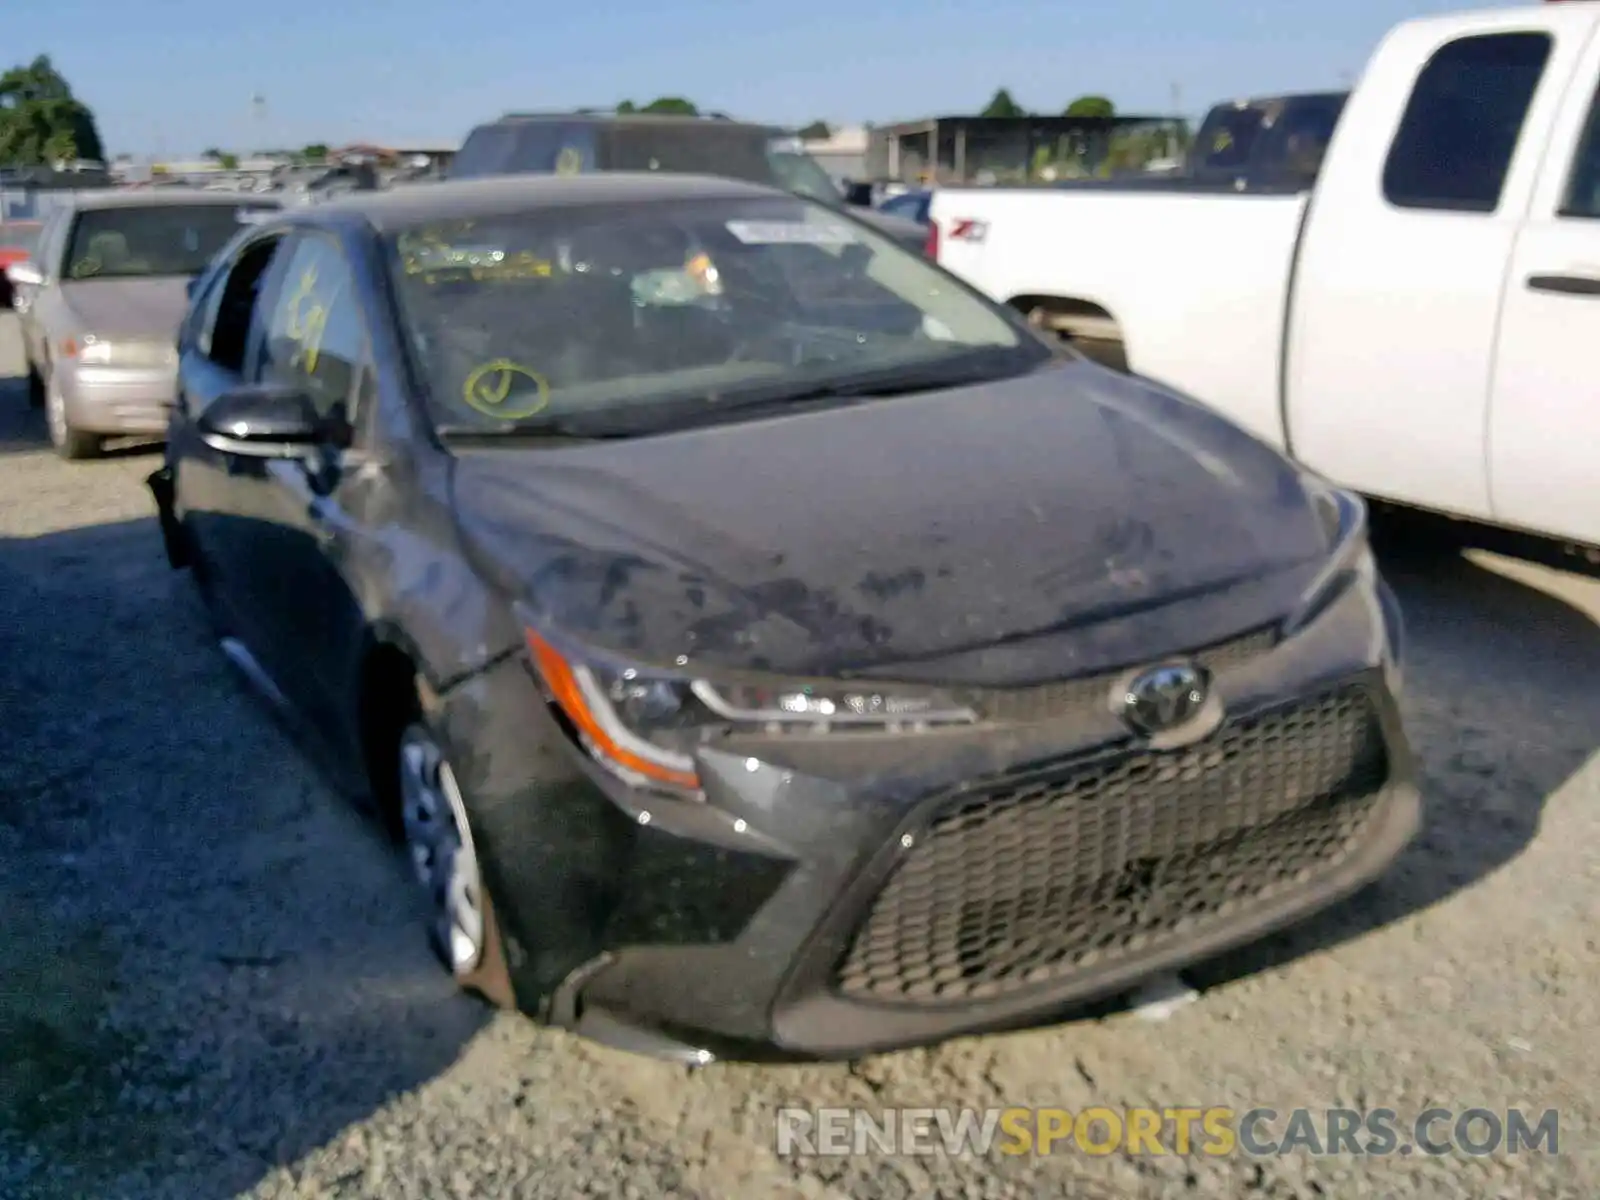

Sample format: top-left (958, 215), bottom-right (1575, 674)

top-left (57, 360), bottom-right (176, 436)
top-left (441, 566), bottom-right (1417, 1061)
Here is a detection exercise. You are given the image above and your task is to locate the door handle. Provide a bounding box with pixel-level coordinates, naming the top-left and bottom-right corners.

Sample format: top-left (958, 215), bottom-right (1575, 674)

top-left (1526, 272), bottom-right (1600, 297)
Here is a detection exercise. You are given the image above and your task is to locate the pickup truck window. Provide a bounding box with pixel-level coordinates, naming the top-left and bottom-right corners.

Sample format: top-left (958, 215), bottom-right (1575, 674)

top-left (1382, 32), bottom-right (1551, 214)
top-left (1560, 87), bottom-right (1600, 219)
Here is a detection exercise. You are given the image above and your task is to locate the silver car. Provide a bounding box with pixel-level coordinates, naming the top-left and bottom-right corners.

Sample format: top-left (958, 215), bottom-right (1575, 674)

top-left (7, 189), bottom-right (280, 459)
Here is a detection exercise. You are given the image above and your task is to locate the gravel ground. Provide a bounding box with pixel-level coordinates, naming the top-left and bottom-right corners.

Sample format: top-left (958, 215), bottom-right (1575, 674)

top-left (0, 310), bottom-right (1596, 1200)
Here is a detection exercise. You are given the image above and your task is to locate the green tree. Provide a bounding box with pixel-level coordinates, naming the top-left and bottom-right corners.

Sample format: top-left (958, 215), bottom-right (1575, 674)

top-left (202, 147), bottom-right (224, 160)
top-left (0, 55), bottom-right (106, 165)
top-left (797, 120), bottom-right (832, 141)
top-left (218, 152), bottom-right (239, 170)
top-left (300, 143), bottom-right (329, 163)
top-left (616, 99), bottom-right (637, 113)
top-left (1064, 95), bottom-right (1115, 119)
top-left (979, 88), bottom-right (1025, 119)
top-left (640, 96), bottom-right (697, 115)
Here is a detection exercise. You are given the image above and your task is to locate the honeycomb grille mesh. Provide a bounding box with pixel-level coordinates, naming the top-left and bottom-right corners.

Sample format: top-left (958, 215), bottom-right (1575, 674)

top-left (836, 687), bottom-right (1390, 1007)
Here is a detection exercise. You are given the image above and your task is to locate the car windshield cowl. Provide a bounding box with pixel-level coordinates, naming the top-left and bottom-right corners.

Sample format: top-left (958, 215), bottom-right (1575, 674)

top-left (434, 345), bottom-right (1060, 442)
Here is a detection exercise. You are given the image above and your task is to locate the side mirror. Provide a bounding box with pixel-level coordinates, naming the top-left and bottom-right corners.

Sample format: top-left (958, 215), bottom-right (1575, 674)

top-left (196, 382), bottom-right (343, 458)
top-left (5, 261), bottom-right (44, 288)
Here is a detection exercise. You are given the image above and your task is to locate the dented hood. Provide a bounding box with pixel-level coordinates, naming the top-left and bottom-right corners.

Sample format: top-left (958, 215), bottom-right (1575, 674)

top-left (447, 360), bottom-right (1330, 685)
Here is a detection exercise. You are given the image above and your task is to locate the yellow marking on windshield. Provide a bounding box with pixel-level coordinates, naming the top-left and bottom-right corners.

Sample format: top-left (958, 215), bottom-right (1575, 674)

top-left (462, 359), bottom-right (551, 420)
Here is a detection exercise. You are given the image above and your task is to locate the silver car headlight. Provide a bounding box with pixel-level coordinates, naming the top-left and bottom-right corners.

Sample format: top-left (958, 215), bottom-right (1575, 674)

top-left (520, 618), bottom-right (976, 798)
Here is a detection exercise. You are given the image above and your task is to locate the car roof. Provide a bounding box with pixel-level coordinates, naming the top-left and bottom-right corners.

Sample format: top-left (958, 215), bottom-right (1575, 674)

top-left (489, 112), bottom-right (774, 131)
top-left (65, 188), bottom-right (284, 212)
top-left (302, 172), bottom-right (791, 231)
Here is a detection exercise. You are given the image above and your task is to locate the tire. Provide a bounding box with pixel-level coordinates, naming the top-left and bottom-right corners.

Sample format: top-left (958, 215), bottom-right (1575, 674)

top-left (44, 376), bottom-right (101, 460)
top-left (26, 363), bottom-right (44, 409)
top-left (395, 720), bottom-right (516, 1008)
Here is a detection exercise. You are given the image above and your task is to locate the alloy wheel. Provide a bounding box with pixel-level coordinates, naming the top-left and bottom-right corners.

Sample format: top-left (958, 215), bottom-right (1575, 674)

top-left (397, 725), bottom-right (486, 975)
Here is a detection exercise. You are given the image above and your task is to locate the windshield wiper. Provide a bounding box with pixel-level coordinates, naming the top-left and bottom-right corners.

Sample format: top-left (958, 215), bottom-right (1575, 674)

top-left (705, 346), bottom-right (1050, 416)
top-left (435, 348), bottom-right (1058, 442)
top-left (434, 415), bottom-right (635, 441)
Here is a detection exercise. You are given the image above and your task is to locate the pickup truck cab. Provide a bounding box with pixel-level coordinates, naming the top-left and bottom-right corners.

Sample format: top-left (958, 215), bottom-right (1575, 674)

top-left (932, 3), bottom-right (1600, 549)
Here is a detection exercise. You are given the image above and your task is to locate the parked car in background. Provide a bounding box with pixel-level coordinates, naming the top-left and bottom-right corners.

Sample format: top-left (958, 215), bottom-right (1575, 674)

top-left (8, 189), bottom-right (280, 458)
top-left (878, 188), bottom-right (931, 225)
top-left (148, 172), bottom-right (1413, 1063)
top-left (932, 2), bottom-right (1600, 550)
top-left (0, 220), bottom-right (43, 309)
top-left (447, 111), bottom-right (929, 251)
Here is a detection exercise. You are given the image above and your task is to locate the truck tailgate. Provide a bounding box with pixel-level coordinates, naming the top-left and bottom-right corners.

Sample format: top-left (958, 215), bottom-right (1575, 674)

top-left (930, 187), bottom-right (1311, 450)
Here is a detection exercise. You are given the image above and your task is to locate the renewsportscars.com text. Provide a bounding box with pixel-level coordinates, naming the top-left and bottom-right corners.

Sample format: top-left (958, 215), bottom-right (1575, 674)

top-left (774, 1106), bottom-right (1560, 1159)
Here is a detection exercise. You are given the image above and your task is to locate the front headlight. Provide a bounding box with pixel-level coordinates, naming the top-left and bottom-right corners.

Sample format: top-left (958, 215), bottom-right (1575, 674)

top-left (1284, 476), bottom-right (1376, 635)
top-left (523, 626), bottom-right (976, 797)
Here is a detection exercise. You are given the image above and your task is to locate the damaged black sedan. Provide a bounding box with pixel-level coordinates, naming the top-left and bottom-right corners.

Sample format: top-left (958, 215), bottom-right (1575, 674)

top-left (149, 173), bottom-right (1417, 1062)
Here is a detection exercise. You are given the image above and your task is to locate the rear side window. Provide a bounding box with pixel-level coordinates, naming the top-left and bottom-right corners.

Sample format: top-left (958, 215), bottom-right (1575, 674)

top-left (1383, 32), bottom-right (1552, 213)
top-left (1560, 85), bottom-right (1600, 219)
top-left (452, 123), bottom-right (596, 177)
top-left (451, 126), bottom-right (516, 178)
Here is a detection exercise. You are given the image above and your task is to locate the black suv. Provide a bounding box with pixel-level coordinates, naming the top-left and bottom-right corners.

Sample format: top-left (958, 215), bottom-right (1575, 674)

top-left (449, 111), bottom-right (927, 251)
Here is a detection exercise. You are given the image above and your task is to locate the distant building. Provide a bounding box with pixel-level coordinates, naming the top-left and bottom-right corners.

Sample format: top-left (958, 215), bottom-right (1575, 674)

top-left (866, 113), bottom-right (1186, 185)
top-left (801, 125), bottom-right (868, 184)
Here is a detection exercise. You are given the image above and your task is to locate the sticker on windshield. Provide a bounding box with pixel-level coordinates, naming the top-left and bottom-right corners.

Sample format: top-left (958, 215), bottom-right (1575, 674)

top-left (724, 219), bottom-right (856, 246)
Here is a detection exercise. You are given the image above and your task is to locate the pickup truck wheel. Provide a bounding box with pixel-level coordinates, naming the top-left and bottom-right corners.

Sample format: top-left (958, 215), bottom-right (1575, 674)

top-left (397, 722), bottom-right (516, 1009)
top-left (45, 377), bottom-right (101, 460)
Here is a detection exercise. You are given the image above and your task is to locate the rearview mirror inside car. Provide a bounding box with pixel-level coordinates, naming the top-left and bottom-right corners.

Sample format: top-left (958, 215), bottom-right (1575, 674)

top-left (196, 383), bottom-right (343, 458)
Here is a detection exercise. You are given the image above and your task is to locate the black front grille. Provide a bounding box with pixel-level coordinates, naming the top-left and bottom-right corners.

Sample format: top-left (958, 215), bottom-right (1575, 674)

top-left (835, 686), bottom-right (1391, 1007)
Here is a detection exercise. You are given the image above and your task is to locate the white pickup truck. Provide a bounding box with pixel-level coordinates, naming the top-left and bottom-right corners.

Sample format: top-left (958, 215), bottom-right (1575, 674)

top-left (932, 3), bottom-right (1600, 549)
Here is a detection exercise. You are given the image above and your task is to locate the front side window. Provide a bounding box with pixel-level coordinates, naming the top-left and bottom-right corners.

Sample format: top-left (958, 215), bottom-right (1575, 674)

top-left (259, 234), bottom-right (368, 418)
top-left (198, 234), bottom-right (285, 374)
top-left (387, 194), bottom-right (1047, 435)
top-left (63, 203), bottom-right (278, 280)
top-left (1382, 32), bottom-right (1551, 213)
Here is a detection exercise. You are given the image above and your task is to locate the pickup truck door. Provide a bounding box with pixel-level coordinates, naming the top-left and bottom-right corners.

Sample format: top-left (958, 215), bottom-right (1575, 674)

top-left (1284, 26), bottom-right (1578, 521)
top-left (1487, 33), bottom-right (1600, 546)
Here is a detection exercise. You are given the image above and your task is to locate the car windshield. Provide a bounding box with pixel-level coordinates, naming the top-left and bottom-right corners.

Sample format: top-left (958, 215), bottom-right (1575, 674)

top-left (388, 193), bottom-right (1048, 436)
top-left (1191, 106), bottom-right (1272, 173)
top-left (63, 203), bottom-right (276, 280)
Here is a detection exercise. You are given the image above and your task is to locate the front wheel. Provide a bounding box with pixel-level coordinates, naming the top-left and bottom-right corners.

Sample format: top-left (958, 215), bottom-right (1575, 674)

top-left (397, 723), bottom-right (516, 1008)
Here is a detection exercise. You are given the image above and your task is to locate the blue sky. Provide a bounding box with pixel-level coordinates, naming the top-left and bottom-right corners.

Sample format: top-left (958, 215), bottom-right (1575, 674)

top-left (14, 0), bottom-right (1508, 157)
